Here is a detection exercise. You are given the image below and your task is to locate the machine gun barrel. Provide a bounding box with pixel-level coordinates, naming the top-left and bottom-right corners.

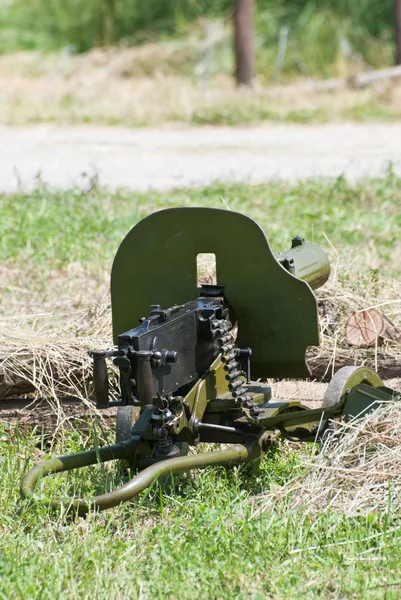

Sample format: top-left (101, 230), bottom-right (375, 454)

top-left (275, 236), bottom-right (330, 291)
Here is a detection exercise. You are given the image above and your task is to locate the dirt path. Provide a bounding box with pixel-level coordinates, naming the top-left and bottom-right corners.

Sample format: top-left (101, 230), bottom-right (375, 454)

top-left (1, 123), bottom-right (401, 192)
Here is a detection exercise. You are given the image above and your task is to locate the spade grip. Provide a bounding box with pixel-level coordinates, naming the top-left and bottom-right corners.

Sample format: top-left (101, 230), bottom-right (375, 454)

top-left (92, 350), bottom-right (110, 408)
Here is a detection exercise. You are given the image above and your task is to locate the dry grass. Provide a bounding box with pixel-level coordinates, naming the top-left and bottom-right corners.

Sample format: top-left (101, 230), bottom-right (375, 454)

top-left (1, 264), bottom-right (399, 407)
top-left (0, 301), bottom-right (114, 401)
top-left (0, 256), bottom-right (219, 403)
top-left (311, 276), bottom-right (401, 377)
top-left (1, 49), bottom-right (401, 126)
top-left (256, 401), bottom-right (401, 517)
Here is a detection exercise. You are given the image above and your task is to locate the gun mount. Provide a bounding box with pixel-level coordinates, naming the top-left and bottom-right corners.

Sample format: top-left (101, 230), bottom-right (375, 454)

top-left (21, 208), bottom-right (398, 515)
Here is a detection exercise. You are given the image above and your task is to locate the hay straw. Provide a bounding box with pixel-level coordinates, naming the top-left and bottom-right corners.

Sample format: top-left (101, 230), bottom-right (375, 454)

top-left (1, 257), bottom-right (399, 433)
top-left (309, 277), bottom-right (401, 379)
top-left (0, 301), bottom-right (116, 404)
top-left (255, 401), bottom-right (401, 516)
top-left (0, 256), bottom-right (218, 406)
top-left (1, 263), bottom-right (400, 404)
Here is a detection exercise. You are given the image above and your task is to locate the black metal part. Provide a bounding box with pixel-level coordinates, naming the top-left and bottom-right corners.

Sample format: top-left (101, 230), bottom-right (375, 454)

top-left (135, 352), bottom-right (155, 409)
top-left (92, 349), bottom-right (119, 409)
top-left (118, 297), bottom-right (229, 405)
top-left (193, 420), bottom-right (260, 444)
top-left (155, 436), bottom-right (181, 459)
top-left (95, 295), bottom-right (232, 409)
top-left (236, 347), bottom-right (252, 383)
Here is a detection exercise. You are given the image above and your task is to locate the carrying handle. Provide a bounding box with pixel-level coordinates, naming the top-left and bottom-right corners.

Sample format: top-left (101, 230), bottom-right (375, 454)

top-left (92, 350), bottom-right (110, 408)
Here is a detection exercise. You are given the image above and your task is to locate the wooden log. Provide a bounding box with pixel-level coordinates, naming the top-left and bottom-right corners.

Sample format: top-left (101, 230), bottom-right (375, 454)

top-left (261, 64), bottom-right (401, 96)
top-left (0, 396), bottom-right (117, 433)
top-left (307, 349), bottom-right (401, 381)
top-left (3, 351), bottom-right (398, 399)
top-left (1, 350), bottom-right (399, 432)
top-left (351, 64), bottom-right (401, 87)
top-left (1, 386), bottom-right (327, 432)
top-left (0, 374), bottom-right (34, 398)
top-left (0, 358), bottom-right (91, 399)
top-left (1, 371), bottom-right (399, 433)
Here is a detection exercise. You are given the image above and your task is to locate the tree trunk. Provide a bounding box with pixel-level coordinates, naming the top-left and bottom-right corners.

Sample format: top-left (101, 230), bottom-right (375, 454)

top-left (396, 0), bottom-right (401, 64)
top-left (234, 0), bottom-right (255, 86)
top-left (104, 0), bottom-right (116, 45)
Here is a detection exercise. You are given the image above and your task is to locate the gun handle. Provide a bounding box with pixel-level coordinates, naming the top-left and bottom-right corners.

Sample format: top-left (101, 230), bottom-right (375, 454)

top-left (92, 350), bottom-right (109, 409)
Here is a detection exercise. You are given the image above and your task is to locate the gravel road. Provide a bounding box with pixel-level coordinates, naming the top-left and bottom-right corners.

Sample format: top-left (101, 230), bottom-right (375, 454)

top-left (1, 123), bottom-right (401, 192)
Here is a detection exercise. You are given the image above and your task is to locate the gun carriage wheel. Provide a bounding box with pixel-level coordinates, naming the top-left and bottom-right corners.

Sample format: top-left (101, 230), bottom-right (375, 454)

top-left (319, 365), bottom-right (386, 445)
top-left (322, 366), bottom-right (384, 410)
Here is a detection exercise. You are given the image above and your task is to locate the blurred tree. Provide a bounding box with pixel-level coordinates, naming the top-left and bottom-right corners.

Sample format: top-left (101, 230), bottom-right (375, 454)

top-left (0, 0), bottom-right (396, 73)
top-left (396, 0), bottom-right (401, 63)
top-left (234, 0), bottom-right (254, 85)
top-left (104, 0), bottom-right (116, 45)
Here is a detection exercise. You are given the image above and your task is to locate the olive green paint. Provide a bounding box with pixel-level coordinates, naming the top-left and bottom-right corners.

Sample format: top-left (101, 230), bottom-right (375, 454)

top-left (111, 208), bottom-right (327, 378)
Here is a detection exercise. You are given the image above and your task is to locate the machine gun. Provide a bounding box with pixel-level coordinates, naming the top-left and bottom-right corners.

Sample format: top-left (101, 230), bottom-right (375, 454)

top-left (21, 208), bottom-right (398, 514)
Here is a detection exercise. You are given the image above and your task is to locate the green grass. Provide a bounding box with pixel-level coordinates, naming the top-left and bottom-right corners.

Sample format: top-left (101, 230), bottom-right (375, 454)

top-left (1, 173), bottom-right (400, 316)
top-left (189, 103), bottom-right (326, 126)
top-left (1, 175), bottom-right (401, 598)
top-left (189, 100), bottom-right (401, 126)
top-left (2, 423), bottom-right (401, 600)
top-left (1, 172), bottom-right (400, 280)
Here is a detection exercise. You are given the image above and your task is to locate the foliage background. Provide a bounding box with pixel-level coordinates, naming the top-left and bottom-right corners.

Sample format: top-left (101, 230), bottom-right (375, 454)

top-left (0, 0), bottom-right (396, 77)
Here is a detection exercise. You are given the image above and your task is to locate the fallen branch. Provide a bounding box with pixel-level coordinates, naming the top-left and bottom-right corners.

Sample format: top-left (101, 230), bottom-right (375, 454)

top-left (266, 64), bottom-right (401, 95)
